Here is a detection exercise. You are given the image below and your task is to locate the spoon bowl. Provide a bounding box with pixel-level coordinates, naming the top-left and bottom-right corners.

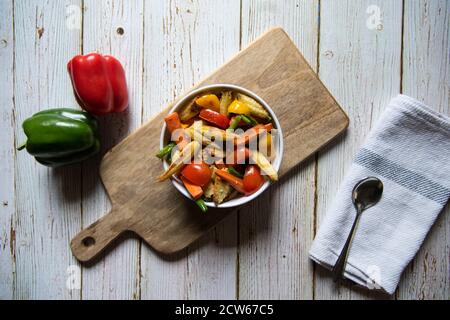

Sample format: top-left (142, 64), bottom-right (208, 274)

top-left (352, 177), bottom-right (384, 210)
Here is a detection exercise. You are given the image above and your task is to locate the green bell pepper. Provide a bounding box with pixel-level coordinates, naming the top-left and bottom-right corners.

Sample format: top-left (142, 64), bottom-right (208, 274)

top-left (18, 108), bottom-right (100, 167)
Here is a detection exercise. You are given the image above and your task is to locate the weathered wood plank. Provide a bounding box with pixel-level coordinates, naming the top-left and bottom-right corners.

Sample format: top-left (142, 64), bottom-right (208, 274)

top-left (0, 0), bottom-right (15, 300)
top-left (397, 0), bottom-right (450, 300)
top-left (238, 0), bottom-right (318, 299)
top-left (139, 0), bottom-right (240, 299)
top-left (315, 0), bottom-right (402, 299)
top-left (81, 0), bottom-right (144, 299)
top-left (13, 0), bottom-right (83, 299)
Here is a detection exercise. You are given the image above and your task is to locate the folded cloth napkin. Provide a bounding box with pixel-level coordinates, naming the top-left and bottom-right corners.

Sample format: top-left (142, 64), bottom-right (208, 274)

top-left (309, 94), bottom-right (450, 294)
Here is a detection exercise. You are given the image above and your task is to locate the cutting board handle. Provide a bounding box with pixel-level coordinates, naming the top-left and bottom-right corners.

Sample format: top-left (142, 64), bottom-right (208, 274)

top-left (70, 208), bottom-right (125, 262)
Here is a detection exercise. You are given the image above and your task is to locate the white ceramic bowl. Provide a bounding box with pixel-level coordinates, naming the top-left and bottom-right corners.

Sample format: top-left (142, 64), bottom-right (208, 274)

top-left (160, 84), bottom-right (284, 208)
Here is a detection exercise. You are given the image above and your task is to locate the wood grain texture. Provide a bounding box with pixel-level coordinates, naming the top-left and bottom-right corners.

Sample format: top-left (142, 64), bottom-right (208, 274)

top-left (238, 0), bottom-right (319, 300)
top-left (397, 0), bottom-right (450, 300)
top-left (70, 28), bottom-right (349, 267)
top-left (315, 0), bottom-right (402, 299)
top-left (0, 0), bottom-right (15, 300)
top-left (13, 0), bottom-right (83, 299)
top-left (81, 0), bottom-right (143, 300)
top-left (139, 0), bottom-right (241, 300)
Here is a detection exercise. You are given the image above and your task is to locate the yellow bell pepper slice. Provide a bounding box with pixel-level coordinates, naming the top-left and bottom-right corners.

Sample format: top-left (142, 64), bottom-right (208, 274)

top-left (195, 94), bottom-right (220, 112)
top-left (227, 100), bottom-right (250, 115)
top-left (258, 132), bottom-right (273, 159)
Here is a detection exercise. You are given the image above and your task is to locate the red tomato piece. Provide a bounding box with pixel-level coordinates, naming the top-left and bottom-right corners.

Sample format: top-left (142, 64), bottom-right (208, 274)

top-left (181, 162), bottom-right (212, 186)
top-left (199, 108), bottom-right (230, 129)
top-left (243, 165), bottom-right (264, 193)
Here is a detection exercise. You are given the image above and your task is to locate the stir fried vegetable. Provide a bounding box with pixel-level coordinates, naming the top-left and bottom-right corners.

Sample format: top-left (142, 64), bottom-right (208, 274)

top-left (158, 141), bottom-right (201, 181)
top-left (157, 89), bottom-right (279, 211)
top-left (181, 162), bottom-right (212, 186)
top-left (181, 176), bottom-right (203, 199)
top-left (213, 175), bottom-right (233, 204)
top-left (228, 166), bottom-right (243, 178)
top-left (250, 150), bottom-right (278, 181)
top-left (179, 99), bottom-right (200, 121)
top-left (236, 93), bottom-right (271, 120)
top-left (165, 112), bottom-right (182, 133)
top-left (186, 124), bottom-right (238, 147)
top-left (219, 91), bottom-right (232, 116)
top-left (243, 165), bottom-right (264, 193)
top-left (237, 123), bottom-right (273, 146)
top-left (203, 166), bottom-right (216, 199)
top-left (241, 114), bottom-right (258, 126)
top-left (199, 108), bottom-right (230, 129)
top-left (258, 132), bottom-right (273, 159)
top-left (195, 198), bottom-right (208, 213)
top-left (196, 94), bottom-right (220, 112)
top-left (215, 169), bottom-right (247, 194)
top-left (228, 100), bottom-right (250, 115)
top-left (228, 115), bottom-right (242, 130)
top-left (156, 142), bottom-right (176, 159)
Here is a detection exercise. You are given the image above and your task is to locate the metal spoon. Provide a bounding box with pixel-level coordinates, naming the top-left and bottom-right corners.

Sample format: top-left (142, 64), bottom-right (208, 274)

top-left (332, 177), bottom-right (383, 282)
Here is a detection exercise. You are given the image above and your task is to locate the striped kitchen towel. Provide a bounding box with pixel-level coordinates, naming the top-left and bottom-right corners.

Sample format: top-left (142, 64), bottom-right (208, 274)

top-left (309, 95), bottom-right (450, 295)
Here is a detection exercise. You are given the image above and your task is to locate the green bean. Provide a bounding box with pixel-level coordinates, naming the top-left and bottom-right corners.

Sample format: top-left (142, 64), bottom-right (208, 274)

top-left (195, 198), bottom-right (208, 213)
top-left (241, 114), bottom-right (258, 126)
top-left (156, 142), bottom-right (176, 159)
top-left (228, 115), bottom-right (242, 130)
top-left (228, 167), bottom-right (243, 178)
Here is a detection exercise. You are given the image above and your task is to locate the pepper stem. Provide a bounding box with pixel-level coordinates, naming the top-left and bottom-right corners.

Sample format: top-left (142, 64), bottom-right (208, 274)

top-left (17, 141), bottom-right (27, 151)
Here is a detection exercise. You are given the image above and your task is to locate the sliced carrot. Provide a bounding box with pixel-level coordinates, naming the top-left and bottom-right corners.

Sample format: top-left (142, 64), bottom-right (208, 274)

top-left (165, 112), bottom-right (189, 147)
top-left (180, 176), bottom-right (203, 200)
top-left (237, 123), bottom-right (273, 146)
top-left (214, 169), bottom-right (246, 194)
top-left (164, 112), bottom-right (182, 133)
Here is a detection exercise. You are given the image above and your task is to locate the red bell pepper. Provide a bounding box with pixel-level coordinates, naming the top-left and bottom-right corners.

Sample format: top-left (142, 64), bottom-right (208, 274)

top-left (67, 53), bottom-right (129, 115)
top-left (199, 108), bottom-right (230, 129)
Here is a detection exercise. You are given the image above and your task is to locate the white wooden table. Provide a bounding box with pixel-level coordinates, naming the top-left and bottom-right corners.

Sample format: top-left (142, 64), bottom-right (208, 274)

top-left (1, 0), bottom-right (448, 300)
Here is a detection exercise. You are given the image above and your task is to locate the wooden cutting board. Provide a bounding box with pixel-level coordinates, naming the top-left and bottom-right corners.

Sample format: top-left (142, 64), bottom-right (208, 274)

top-left (71, 28), bottom-right (349, 262)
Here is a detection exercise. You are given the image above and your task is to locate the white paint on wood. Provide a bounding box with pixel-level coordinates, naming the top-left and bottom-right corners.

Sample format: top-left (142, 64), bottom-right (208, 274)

top-left (397, 0), bottom-right (450, 300)
top-left (139, 0), bottom-right (240, 299)
top-left (12, 0), bottom-right (83, 299)
top-left (315, 0), bottom-right (402, 299)
top-left (81, 0), bottom-right (144, 299)
top-left (0, 0), bottom-right (15, 300)
top-left (238, 0), bottom-right (318, 299)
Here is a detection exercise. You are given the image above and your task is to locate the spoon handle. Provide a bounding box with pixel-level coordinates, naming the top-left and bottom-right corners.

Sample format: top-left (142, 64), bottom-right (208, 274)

top-left (332, 208), bottom-right (362, 282)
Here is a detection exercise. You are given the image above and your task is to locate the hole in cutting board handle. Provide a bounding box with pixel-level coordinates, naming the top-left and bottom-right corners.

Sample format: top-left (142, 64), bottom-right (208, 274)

top-left (82, 236), bottom-right (95, 247)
